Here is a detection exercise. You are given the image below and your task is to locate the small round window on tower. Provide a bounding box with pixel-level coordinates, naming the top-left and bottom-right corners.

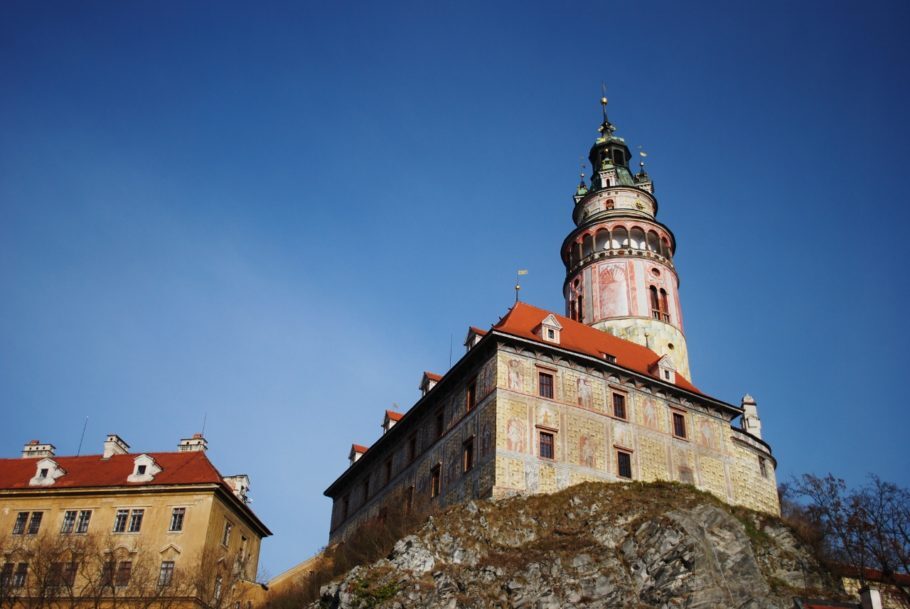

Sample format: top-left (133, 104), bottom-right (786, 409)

top-left (651, 268), bottom-right (661, 278)
top-left (667, 343), bottom-right (675, 350)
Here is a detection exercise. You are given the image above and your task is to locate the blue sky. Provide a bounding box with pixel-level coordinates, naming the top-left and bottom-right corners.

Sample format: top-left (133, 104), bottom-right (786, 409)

top-left (1, 1), bottom-right (908, 577)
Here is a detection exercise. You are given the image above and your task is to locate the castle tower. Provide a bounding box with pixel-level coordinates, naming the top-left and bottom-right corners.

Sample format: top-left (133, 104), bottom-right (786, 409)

top-left (561, 96), bottom-right (691, 379)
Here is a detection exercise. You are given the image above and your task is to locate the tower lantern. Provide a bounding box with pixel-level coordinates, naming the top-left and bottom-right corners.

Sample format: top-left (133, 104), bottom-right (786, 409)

top-left (562, 96), bottom-right (691, 379)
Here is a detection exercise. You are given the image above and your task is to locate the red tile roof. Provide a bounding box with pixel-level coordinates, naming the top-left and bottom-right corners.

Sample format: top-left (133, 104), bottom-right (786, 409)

top-left (384, 410), bottom-right (403, 422)
top-left (350, 444), bottom-right (369, 454)
top-left (423, 371), bottom-right (442, 382)
top-left (468, 327), bottom-right (487, 337)
top-left (0, 451), bottom-right (223, 490)
top-left (492, 302), bottom-right (701, 394)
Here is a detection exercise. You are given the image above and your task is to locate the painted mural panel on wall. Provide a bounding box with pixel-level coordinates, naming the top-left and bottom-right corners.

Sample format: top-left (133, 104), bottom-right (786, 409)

top-left (507, 358), bottom-right (524, 392)
top-left (597, 263), bottom-right (630, 318)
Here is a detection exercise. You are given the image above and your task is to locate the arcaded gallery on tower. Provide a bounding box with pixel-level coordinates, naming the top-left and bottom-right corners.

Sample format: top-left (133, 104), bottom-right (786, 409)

top-left (323, 100), bottom-right (779, 542)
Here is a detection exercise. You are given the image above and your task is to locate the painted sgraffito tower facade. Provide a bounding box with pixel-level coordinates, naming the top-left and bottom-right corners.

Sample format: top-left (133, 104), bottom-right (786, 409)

top-left (563, 97), bottom-right (690, 379)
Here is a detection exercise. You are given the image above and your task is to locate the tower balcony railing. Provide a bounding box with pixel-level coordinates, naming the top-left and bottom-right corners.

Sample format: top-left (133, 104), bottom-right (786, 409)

top-left (566, 248), bottom-right (675, 275)
top-left (651, 310), bottom-right (670, 323)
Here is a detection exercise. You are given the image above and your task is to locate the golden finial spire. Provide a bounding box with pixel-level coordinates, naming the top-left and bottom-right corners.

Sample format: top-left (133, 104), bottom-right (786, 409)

top-left (600, 82), bottom-right (608, 123)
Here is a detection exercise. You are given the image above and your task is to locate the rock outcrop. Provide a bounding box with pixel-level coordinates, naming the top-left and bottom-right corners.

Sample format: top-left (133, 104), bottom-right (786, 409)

top-left (313, 482), bottom-right (846, 609)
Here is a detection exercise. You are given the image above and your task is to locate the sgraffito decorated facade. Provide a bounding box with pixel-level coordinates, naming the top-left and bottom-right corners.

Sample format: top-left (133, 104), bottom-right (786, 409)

top-left (324, 98), bottom-right (779, 543)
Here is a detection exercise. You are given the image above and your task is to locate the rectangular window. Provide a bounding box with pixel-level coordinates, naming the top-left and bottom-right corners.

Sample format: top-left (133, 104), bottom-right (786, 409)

top-left (12, 512), bottom-right (28, 535)
top-left (127, 509), bottom-right (144, 533)
top-left (169, 508), bottom-right (185, 532)
top-left (362, 479), bottom-right (370, 503)
top-left (466, 379), bottom-right (477, 412)
top-left (115, 561), bottom-right (132, 587)
top-left (405, 486), bottom-right (415, 514)
top-left (0, 563), bottom-right (11, 588)
top-left (539, 431), bottom-right (554, 460)
top-left (672, 412), bottom-right (687, 439)
top-left (13, 563), bottom-right (28, 588)
top-left (60, 562), bottom-right (76, 587)
top-left (538, 372), bottom-right (554, 399)
top-left (430, 464), bottom-right (441, 498)
top-left (407, 435), bottom-right (417, 463)
top-left (759, 457), bottom-right (768, 479)
top-left (158, 561), bottom-right (174, 587)
top-left (384, 459), bottom-right (392, 485)
top-left (612, 393), bottom-right (627, 419)
top-left (221, 521), bottom-right (233, 546)
top-left (61, 510), bottom-right (77, 534)
top-left (617, 451), bottom-right (633, 479)
top-left (462, 437), bottom-right (474, 473)
top-left (239, 536), bottom-right (248, 562)
top-left (101, 562), bottom-right (115, 587)
top-left (48, 562), bottom-right (63, 588)
top-left (76, 510), bottom-right (92, 534)
top-left (26, 512), bottom-right (42, 535)
top-left (113, 509), bottom-right (129, 533)
top-left (435, 411), bottom-right (444, 439)
top-left (340, 494), bottom-right (349, 520)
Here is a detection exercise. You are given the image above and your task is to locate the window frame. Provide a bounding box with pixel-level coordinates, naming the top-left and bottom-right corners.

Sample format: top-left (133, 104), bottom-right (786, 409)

top-left (158, 561), bottom-right (175, 588)
top-left (671, 410), bottom-right (688, 440)
top-left (538, 371), bottom-right (555, 399)
top-left (430, 464), bottom-right (442, 499)
top-left (462, 437), bottom-right (475, 473)
top-left (26, 512), bottom-right (43, 535)
top-left (113, 509), bottom-right (129, 533)
top-left (616, 450), bottom-right (633, 479)
top-left (61, 510), bottom-right (77, 534)
top-left (114, 560), bottom-right (132, 588)
top-left (538, 430), bottom-right (555, 460)
top-left (466, 378), bottom-right (477, 412)
top-left (127, 509), bottom-right (144, 533)
top-left (12, 512), bottom-right (28, 535)
top-left (75, 510), bottom-right (92, 534)
top-left (169, 507), bottom-right (185, 532)
top-left (611, 391), bottom-right (627, 420)
top-left (221, 520), bottom-right (233, 547)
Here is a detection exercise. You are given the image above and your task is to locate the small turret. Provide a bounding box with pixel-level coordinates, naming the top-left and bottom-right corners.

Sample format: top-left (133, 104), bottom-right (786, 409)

top-left (740, 394), bottom-right (762, 439)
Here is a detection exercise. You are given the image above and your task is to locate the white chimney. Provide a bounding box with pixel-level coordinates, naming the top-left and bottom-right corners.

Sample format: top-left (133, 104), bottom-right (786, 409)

top-left (103, 434), bottom-right (130, 459)
top-left (860, 587), bottom-right (883, 609)
top-left (740, 394), bottom-right (762, 439)
top-left (349, 444), bottom-right (367, 466)
top-left (224, 475), bottom-right (251, 503)
top-left (178, 433), bottom-right (208, 452)
top-left (21, 440), bottom-right (55, 459)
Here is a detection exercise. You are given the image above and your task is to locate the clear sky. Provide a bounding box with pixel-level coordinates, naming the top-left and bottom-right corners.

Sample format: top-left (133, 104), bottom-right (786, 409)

top-left (1, 0), bottom-right (908, 578)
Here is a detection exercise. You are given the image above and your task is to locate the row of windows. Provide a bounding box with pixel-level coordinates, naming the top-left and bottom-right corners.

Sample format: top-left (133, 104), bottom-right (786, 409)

top-left (11, 507), bottom-right (187, 536)
top-left (567, 226), bottom-right (672, 268)
top-left (535, 371), bottom-right (689, 440)
top-left (343, 374), bottom-right (483, 521)
top-left (0, 559), bottom-right (177, 589)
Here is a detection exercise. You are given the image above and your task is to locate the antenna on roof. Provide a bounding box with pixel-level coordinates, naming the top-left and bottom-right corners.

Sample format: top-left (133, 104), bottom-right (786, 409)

top-left (76, 416), bottom-right (88, 456)
top-left (201, 412), bottom-right (207, 436)
top-left (448, 334), bottom-right (453, 368)
top-left (515, 269), bottom-right (528, 303)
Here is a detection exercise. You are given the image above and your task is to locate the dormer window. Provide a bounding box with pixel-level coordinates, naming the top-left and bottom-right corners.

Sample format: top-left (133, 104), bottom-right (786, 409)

top-left (653, 354), bottom-right (676, 384)
top-left (29, 458), bottom-right (65, 487)
top-left (540, 314), bottom-right (563, 345)
top-left (127, 454), bottom-right (162, 483)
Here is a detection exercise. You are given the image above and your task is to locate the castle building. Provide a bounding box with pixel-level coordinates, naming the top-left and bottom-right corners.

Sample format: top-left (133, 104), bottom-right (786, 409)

top-left (323, 99), bottom-right (779, 543)
top-left (0, 434), bottom-right (270, 608)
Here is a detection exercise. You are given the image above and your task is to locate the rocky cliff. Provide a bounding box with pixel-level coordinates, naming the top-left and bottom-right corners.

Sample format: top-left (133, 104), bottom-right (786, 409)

top-left (313, 482), bottom-right (846, 609)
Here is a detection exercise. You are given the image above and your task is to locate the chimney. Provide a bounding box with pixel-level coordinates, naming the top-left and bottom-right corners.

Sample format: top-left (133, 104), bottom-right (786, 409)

top-left (103, 434), bottom-right (130, 459)
top-left (177, 433), bottom-right (208, 452)
top-left (21, 440), bottom-right (55, 459)
top-left (860, 587), bottom-right (883, 609)
top-left (224, 475), bottom-right (251, 503)
top-left (740, 394), bottom-right (762, 439)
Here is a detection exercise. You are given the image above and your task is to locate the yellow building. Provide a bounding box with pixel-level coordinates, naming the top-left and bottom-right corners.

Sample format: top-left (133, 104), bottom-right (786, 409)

top-left (0, 434), bottom-right (270, 609)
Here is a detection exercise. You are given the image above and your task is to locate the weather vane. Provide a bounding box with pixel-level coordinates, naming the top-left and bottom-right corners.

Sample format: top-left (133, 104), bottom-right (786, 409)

top-left (638, 145), bottom-right (648, 171)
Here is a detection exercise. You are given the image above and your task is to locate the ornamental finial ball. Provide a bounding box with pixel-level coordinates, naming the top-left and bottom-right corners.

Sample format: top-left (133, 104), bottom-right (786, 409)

top-left (601, 96), bottom-right (608, 105)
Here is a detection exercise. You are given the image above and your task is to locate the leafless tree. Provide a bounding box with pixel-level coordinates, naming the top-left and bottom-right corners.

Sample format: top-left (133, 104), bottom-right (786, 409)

top-left (788, 473), bottom-right (910, 602)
